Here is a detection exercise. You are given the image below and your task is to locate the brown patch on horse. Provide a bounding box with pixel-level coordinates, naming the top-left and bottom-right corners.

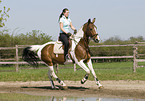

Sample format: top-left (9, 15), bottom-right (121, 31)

top-left (41, 44), bottom-right (66, 65)
top-left (41, 37), bottom-right (73, 65)
top-left (74, 20), bottom-right (95, 62)
top-left (74, 23), bottom-right (91, 62)
top-left (75, 38), bottom-right (91, 62)
top-left (41, 44), bottom-right (54, 66)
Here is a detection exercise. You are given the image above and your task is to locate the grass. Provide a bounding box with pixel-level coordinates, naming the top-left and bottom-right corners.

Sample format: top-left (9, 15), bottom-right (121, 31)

top-left (0, 62), bottom-right (145, 81)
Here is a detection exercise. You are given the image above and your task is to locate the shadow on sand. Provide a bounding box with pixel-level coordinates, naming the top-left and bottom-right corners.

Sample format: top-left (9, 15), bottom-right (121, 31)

top-left (21, 85), bottom-right (89, 91)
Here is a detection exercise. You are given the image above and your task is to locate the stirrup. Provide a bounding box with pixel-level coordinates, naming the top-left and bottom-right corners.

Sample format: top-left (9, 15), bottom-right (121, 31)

top-left (64, 54), bottom-right (70, 64)
top-left (65, 54), bottom-right (70, 60)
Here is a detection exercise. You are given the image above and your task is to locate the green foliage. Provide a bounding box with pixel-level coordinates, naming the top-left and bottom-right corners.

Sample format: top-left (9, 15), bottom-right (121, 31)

top-left (103, 36), bottom-right (145, 45)
top-left (88, 36), bottom-right (145, 62)
top-left (0, 0), bottom-right (10, 27)
top-left (90, 46), bottom-right (133, 57)
top-left (88, 36), bottom-right (145, 58)
top-left (0, 30), bottom-right (52, 47)
top-left (129, 36), bottom-right (144, 43)
top-left (104, 36), bottom-right (123, 45)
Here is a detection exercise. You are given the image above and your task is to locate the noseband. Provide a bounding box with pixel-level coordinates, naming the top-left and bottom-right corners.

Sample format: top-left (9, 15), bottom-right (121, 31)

top-left (91, 34), bottom-right (98, 39)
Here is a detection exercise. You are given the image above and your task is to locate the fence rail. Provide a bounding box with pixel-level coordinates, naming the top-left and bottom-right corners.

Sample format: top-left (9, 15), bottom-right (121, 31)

top-left (0, 43), bottom-right (145, 72)
top-left (0, 61), bottom-right (45, 64)
top-left (91, 56), bottom-right (133, 59)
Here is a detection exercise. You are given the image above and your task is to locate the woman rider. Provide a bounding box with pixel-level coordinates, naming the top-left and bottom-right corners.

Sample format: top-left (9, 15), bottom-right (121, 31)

top-left (59, 8), bottom-right (77, 61)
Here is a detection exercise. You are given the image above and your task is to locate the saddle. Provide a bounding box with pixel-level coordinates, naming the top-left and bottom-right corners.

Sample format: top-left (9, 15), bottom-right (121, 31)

top-left (53, 38), bottom-right (71, 55)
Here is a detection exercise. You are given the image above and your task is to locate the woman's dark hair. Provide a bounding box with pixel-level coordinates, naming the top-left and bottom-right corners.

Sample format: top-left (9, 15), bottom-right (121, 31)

top-left (59, 8), bottom-right (69, 21)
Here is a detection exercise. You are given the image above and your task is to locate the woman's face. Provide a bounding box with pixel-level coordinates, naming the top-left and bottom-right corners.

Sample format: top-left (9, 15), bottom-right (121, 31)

top-left (63, 10), bottom-right (69, 18)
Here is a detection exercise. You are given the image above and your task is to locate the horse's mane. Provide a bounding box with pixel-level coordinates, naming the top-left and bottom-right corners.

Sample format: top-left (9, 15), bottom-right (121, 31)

top-left (74, 26), bottom-right (84, 38)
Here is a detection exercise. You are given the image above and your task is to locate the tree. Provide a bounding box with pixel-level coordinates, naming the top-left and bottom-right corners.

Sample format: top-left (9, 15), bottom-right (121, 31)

top-left (0, 0), bottom-right (10, 27)
top-left (0, 30), bottom-right (53, 47)
top-left (104, 36), bottom-right (123, 45)
top-left (129, 36), bottom-right (144, 43)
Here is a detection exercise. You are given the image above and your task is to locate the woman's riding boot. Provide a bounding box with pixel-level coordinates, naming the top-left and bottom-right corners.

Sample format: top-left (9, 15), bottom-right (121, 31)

top-left (65, 54), bottom-right (69, 60)
top-left (64, 54), bottom-right (70, 64)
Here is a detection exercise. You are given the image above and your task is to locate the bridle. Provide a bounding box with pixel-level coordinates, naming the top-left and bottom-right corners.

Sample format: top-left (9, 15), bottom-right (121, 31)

top-left (91, 34), bottom-right (98, 39)
top-left (79, 23), bottom-right (98, 58)
top-left (70, 23), bottom-right (99, 58)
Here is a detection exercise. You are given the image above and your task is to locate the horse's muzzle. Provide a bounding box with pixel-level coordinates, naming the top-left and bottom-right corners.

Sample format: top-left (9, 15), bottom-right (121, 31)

top-left (94, 39), bottom-right (99, 43)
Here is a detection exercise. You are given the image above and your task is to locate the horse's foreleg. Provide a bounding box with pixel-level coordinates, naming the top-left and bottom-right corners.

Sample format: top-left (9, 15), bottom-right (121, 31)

top-left (81, 74), bottom-right (89, 84)
top-left (87, 59), bottom-right (103, 87)
top-left (48, 66), bottom-right (66, 88)
top-left (77, 60), bottom-right (90, 84)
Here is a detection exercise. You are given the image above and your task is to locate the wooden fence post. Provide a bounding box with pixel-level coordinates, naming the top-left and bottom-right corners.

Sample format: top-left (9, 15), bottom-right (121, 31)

top-left (56, 64), bottom-right (59, 74)
top-left (133, 45), bottom-right (137, 73)
top-left (74, 63), bottom-right (76, 71)
top-left (15, 45), bottom-right (19, 72)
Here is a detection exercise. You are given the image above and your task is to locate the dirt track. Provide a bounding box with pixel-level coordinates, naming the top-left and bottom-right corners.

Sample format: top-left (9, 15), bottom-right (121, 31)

top-left (0, 80), bottom-right (145, 99)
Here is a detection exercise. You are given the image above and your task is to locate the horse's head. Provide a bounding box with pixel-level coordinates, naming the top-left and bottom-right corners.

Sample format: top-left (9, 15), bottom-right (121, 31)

top-left (83, 18), bottom-right (100, 43)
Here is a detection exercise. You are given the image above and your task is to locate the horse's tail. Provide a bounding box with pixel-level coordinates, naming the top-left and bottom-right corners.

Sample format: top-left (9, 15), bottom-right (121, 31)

top-left (22, 45), bottom-right (41, 67)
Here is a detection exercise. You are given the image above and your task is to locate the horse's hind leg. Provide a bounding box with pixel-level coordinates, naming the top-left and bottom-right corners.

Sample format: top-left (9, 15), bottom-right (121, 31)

top-left (48, 65), bottom-right (67, 89)
top-left (48, 66), bottom-right (56, 89)
top-left (87, 59), bottom-right (103, 88)
top-left (43, 58), bottom-right (67, 89)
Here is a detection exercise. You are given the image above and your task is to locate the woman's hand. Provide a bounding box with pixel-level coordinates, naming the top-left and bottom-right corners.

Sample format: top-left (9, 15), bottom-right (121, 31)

top-left (67, 32), bottom-right (72, 36)
top-left (74, 29), bottom-right (77, 34)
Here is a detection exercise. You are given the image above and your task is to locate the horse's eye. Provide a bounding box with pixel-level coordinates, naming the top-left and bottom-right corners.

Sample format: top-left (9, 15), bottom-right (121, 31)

top-left (90, 29), bottom-right (92, 30)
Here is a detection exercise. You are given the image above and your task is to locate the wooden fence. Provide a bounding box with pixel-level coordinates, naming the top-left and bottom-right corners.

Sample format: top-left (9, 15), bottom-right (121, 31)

top-left (133, 42), bottom-right (145, 72)
top-left (0, 43), bottom-right (145, 72)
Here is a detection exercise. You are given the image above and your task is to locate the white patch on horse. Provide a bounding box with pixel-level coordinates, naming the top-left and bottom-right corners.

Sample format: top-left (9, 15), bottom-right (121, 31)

top-left (71, 26), bottom-right (84, 51)
top-left (37, 42), bottom-right (55, 59)
top-left (94, 27), bottom-right (100, 41)
top-left (94, 27), bottom-right (97, 32)
top-left (30, 45), bottom-right (41, 52)
top-left (97, 35), bottom-right (100, 41)
top-left (70, 26), bottom-right (84, 63)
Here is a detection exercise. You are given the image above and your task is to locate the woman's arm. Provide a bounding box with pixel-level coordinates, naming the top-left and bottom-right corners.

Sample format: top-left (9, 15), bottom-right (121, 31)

top-left (60, 22), bottom-right (68, 34)
top-left (70, 22), bottom-right (76, 30)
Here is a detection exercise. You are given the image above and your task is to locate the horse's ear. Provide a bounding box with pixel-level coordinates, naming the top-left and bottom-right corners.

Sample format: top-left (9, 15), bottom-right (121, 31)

top-left (88, 19), bottom-right (91, 23)
top-left (92, 18), bottom-right (96, 23)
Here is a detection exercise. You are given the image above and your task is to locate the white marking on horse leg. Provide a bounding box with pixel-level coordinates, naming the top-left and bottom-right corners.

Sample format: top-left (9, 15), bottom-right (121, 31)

top-left (56, 78), bottom-right (66, 86)
top-left (49, 66), bottom-right (66, 86)
top-left (87, 59), bottom-right (96, 78)
top-left (87, 59), bottom-right (102, 87)
top-left (96, 78), bottom-right (102, 87)
top-left (77, 60), bottom-right (90, 84)
top-left (49, 66), bottom-right (58, 79)
top-left (77, 60), bottom-right (90, 74)
top-left (70, 51), bottom-right (90, 83)
top-left (48, 67), bottom-right (55, 89)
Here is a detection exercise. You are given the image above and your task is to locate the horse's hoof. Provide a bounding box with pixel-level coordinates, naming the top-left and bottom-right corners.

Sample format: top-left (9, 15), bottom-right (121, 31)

top-left (55, 86), bottom-right (60, 90)
top-left (81, 80), bottom-right (85, 84)
top-left (98, 86), bottom-right (104, 89)
top-left (81, 80), bottom-right (86, 84)
top-left (61, 86), bottom-right (68, 90)
top-left (51, 86), bottom-right (59, 90)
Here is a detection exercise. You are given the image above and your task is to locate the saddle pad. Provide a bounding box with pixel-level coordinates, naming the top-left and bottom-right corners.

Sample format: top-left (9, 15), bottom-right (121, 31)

top-left (54, 41), bottom-right (64, 54)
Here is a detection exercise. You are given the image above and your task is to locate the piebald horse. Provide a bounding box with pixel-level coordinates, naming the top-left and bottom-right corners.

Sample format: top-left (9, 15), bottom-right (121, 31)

top-left (22, 18), bottom-right (103, 89)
